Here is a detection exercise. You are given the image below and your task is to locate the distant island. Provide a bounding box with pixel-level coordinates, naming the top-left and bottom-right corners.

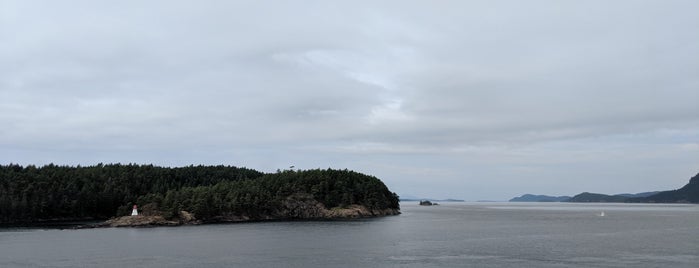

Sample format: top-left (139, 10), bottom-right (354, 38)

top-left (567, 191), bottom-right (660, 202)
top-left (0, 164), bottom-right (400, 227)
top-left (419, 200), bottom-right (437, 206)
top-left (510, 172), bottom-right (698, 203)
top-left (509, 194), bottom-right (572, 202)
top-left (400, 197), bottom-right (464, 202)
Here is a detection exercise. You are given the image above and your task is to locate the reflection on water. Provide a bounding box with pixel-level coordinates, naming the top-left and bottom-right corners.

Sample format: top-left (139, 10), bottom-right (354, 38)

top-left (1, 202), bottom-right (698, 267)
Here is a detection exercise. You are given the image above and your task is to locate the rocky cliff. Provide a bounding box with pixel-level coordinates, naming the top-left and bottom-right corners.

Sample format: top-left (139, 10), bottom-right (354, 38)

top-left (273, 194), bottom-right (400, 219)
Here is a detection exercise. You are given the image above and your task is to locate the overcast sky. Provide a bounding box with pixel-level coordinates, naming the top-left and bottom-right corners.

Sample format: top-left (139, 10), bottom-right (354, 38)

top-left (2, 1), bottom-right (698, 200)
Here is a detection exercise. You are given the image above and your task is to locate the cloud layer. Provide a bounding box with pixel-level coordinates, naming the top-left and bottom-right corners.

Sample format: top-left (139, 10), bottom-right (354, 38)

top-left (2, 1), bottom-right (698, 199)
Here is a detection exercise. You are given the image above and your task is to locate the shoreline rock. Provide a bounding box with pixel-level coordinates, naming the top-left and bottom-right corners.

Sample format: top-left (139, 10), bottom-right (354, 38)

top-left (95, 209), bottom-right (203, 228)
top-left (271, 194), bottom-right (400, 220)
top-left (77, 194), bottom-right (400, 228)
top-left (100, 215), bottom-right (180, 227)
top-left (87, 201), bottom-right (399, 228)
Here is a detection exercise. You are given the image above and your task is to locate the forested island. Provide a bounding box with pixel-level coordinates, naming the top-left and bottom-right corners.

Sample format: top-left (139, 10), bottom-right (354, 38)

top-left (510, 172), bottom-right (699, 203)
top-left (0, 164), bottom-right (400, 226)
top-left (509, 194), bottom-right (572, 202)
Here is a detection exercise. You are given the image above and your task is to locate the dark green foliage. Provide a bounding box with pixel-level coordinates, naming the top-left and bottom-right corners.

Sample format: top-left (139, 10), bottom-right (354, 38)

top-left (0, 163), bottom-right (263, 223)
top-left (137, 169), bottom-right (401, 221)
top-left (0, 164), bottom-right (400, 223)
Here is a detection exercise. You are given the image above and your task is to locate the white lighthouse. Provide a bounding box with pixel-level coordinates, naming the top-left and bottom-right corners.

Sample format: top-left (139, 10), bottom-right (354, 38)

top-left (131, 205), bottom-right (138, 216)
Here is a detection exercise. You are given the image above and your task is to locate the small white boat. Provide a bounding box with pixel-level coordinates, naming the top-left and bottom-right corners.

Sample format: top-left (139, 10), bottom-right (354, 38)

top-left (598, 211), bottom-right (605, 217)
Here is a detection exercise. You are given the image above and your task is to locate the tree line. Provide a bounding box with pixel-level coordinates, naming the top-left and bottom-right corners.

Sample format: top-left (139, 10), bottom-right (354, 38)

top-left (136, 168), bottom-right (401, 220)
top-left (0, 164), bottom-right (262, 223)
top-left (0, 164), bottom-right (400, 223)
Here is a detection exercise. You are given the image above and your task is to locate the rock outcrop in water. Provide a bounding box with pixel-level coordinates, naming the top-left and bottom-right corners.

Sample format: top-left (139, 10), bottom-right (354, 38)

top-left (419, 200), bottom-right (440, 206)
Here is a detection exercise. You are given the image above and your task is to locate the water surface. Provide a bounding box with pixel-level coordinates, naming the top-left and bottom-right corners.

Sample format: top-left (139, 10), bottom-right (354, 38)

top-left (1, 202), bottom-right (697, 267)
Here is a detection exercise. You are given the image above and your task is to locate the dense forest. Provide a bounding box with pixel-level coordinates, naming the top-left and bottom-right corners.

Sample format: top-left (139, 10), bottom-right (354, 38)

top-left (0, 164), bottom-right (400, 224)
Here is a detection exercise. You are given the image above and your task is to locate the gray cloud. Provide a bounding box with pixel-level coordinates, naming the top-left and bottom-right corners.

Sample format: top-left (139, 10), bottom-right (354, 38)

top-left (2, 0), bottom-right (698, 200)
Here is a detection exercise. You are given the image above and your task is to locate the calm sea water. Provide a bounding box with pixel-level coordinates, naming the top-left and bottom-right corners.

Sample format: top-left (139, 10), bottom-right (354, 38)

top-left (1, 202), bottom-right (698, 267)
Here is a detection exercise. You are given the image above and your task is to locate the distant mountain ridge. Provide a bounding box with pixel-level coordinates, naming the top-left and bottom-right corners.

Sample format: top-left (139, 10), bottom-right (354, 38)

top-left (400, 197), bottom-right (465, 202)
top-left (509, 194), bottom-right (571, 202)
top-left (631, 173), bottom-right (699, 203)
top-left (566, 192), bottom-right (629, 203)
top-left (509, 172), bottom-right (698, 203)
top-left (615, 192), bottom-right (661, 198)
top-left (566, 191), bottom-right (662, 203)
top-left (510, 192), bottom-right (659, 202)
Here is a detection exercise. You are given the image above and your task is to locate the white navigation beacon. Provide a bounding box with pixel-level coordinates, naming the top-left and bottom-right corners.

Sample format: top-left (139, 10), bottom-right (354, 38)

top-left (131, 205), bottom-right (138, 216)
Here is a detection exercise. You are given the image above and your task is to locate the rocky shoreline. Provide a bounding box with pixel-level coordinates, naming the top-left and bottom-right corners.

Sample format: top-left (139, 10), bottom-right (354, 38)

top-left (85, 199), bottom-right (400, 228)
